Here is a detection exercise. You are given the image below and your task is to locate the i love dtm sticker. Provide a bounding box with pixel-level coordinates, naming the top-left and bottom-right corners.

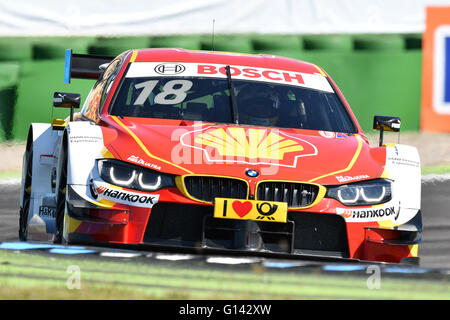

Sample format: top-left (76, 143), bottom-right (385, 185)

top-left (214, 198), bottom-right (287, 223)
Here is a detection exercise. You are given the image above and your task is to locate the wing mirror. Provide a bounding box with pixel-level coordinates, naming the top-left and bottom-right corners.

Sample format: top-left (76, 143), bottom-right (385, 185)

top-left (373, 115), bottom-right (401, 147)
top-left (53, 92), bottom-right (81, 121)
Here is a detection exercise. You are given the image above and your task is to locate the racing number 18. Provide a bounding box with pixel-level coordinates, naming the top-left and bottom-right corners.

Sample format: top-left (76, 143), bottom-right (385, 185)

top-left (133, 80), bottom-right (193, 105)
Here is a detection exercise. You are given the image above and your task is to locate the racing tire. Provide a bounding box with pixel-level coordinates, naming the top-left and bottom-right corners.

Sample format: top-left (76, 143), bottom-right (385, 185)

top-left (18, 133), bottom-right (33, 241)
top-left (54, 139), bottom-right (68, 244)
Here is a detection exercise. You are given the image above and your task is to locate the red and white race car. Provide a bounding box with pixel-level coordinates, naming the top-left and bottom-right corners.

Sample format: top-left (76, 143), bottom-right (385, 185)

top-left (19, 48), bottom-right (422, 263)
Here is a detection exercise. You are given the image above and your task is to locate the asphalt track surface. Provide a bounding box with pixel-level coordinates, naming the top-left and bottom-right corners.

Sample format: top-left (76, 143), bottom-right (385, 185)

top-left (0, 178), bottom-right (449, 269)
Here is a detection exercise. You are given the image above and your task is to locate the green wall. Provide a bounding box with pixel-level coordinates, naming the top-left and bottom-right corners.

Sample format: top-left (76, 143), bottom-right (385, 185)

top-left (0, 34), bottom-right (423, 141)
top-left (0, 62), bottom-right (20, 141)
top-left (296, 51), bottom-right (422, 132)
top-left (11, 60), bottom-right (93, 140)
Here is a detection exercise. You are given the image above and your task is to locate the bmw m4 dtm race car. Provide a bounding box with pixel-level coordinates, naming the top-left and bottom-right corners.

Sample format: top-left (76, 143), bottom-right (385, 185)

top-left (19, 48), bottom-right (422, 264)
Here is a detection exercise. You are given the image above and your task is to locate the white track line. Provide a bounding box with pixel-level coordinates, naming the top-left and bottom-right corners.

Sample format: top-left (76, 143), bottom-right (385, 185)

top-left (0, 178), bottom-right (21, 185)
top-left (421, 174), bottom-right (450, 183)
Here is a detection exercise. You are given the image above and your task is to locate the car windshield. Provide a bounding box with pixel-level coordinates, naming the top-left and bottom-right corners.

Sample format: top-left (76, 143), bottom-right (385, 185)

top-left (109, 76), bottom-right (357, 133)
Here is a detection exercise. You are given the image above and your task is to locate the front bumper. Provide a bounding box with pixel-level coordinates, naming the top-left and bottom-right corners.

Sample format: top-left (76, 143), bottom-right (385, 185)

top-left (65, 184), bottom-right (421, 263)
top-left (143, 202), bottom-right (349, 258)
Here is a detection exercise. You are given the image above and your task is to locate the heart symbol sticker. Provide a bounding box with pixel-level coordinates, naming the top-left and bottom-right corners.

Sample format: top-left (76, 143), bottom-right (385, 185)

top-left (232, 201), bottom-right (252, 218)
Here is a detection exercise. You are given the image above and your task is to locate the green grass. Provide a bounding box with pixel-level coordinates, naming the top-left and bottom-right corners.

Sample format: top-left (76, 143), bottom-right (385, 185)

top-left (0, 170), bottom-right (21, 180)
top-left (422, 164), bottom-right (450, 175)
top-left (0, 250), bottom-right (448, 300)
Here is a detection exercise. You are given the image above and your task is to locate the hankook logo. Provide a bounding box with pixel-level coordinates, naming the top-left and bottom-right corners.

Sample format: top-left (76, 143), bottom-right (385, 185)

top-left (90, 181), bottom-right (160, 208)
top-left (154, 63), bottom-right (186, 75)
top-left (336, 206), bottom-right (400, 222)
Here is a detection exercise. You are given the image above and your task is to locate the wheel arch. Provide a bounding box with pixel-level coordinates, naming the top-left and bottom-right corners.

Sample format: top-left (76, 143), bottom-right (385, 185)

top-left (19, 122), bottom-right (61, 238)
top-left (22, 123), bottom-right (60, 200)
top-left (382, 143), bottom-right (422, 225)
top-left (63, 121), bottom-right (105, 186)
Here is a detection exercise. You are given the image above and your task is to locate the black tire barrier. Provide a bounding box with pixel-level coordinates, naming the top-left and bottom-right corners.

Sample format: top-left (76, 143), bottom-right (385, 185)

top-left (33, 38), bottom-right (92, 60)
top-left (200, 35), bottom-right (253, 53)
top-left (251, 35), bottom-right (303, 53)
top-left (303, 35), bottom-right (354, 51)
top-left (404, 34), bottom-right (422, 50)
top-left (0, 86), bottom-right (17, 141)
top-left (150, 35), bottom-right (202, 50)
top-left (89, 36), bottom-right (151, 56)
top-left (354, 34), bottom-right (405, 51)
top-left (0, 39), bottom-right (33, 61)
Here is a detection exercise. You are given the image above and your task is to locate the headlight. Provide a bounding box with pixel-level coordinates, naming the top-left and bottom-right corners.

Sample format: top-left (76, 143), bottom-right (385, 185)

top-left (96, 159), bottom-right (175, 191)
top-left (326, 179), bottom-right (392, 206)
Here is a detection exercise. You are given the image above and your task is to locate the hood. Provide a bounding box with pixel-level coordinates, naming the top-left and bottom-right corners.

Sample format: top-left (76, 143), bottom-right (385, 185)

top-left (103, 116), bottom-right (384, 186)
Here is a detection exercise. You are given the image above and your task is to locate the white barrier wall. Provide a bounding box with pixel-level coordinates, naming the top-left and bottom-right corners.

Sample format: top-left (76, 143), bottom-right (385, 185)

top-left (0, 0), bottom-right (449, 36)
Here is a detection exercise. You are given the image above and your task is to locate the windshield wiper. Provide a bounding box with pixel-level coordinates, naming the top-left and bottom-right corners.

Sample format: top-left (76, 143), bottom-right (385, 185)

top-left (225, 65), bottom-right (239, 124)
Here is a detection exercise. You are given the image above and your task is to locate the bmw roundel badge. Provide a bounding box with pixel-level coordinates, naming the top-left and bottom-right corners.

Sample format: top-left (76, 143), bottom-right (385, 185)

top-left (246, 169), bottom-right (259, 178)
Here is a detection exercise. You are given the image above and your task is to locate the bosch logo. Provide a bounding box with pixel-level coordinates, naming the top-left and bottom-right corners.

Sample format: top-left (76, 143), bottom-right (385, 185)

top-left (154, 63), bottom-right (186, 75)
top-left (245, 169), bottom-right (259, 178)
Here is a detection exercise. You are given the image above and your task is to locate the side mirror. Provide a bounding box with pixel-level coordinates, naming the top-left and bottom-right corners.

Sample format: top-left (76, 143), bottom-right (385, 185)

top-left (373, 115), bottom-right (401, 147)
top-left (53, 92), bottom-right (81, 121)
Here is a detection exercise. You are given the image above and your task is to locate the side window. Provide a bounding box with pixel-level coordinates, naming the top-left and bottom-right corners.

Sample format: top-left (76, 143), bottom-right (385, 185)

top-left (98, 58), bottom-right (124, 111)
top-left (81, 79), bottom-right (104, 122)
top-left (81, 51), bottom-right (128, 122)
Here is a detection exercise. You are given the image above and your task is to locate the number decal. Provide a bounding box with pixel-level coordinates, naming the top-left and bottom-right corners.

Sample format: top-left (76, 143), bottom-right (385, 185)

top-left (133, 80), bottom-right (158, 105)
top-left (154, 80), bottom-right (193, 104)
top-left (133, 79), bottom-right (193, 105)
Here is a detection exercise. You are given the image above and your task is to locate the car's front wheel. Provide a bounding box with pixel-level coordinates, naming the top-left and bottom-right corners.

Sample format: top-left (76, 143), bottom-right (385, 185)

top-left (54, 141), bottom-right (68, 244)
top-left (18, 134), bottom-right (33, 241)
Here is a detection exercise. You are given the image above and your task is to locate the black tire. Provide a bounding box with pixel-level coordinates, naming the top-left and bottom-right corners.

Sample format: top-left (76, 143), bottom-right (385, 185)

top-left (54, 141), bottom-right (68, 244)
top-left (18, 136), bottom-right (33, 241)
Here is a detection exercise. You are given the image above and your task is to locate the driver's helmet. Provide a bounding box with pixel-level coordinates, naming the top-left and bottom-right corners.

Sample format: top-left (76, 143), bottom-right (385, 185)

top-left (237, 84), bottom-right (280, 126)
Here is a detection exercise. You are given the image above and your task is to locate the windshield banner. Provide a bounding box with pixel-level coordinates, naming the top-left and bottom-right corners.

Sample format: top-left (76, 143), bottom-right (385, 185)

top-left (126, 62), bottom-right (334, 93)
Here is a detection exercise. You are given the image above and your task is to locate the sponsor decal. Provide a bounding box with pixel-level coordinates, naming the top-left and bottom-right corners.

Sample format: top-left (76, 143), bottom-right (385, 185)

top-left (39, 206), bottom-right (56, 218)
top-left (255, 202), bottom-right (279, 220)
top-left (335, 174), bottom-right (370, 183)
top-left (387, 156), bottom-right (420, 168)
top-left (336, 132), bottom-right (349, 139)
top-left (214, 198), bottom-right (287, 223)
top-left (93, 183), bottom-right (159, 208)
top-left (126, 62), bottom-right (333, 92)
top-left (231, 200), bottom-right (252, 217)
top-left (127, 155), bottom-right (162, 171)
top-left (154, 63), bottom-right (186, 75)
top-left (197, 127), bottom-right (302, 160)
top-left (39, 154), bottom-right (57, 166)
top-left (319, 131), bottom-right (348, 139)
top-left (69, 135), bottom-right (102, 144)
top-left (337, 206), bottom-right (400, 222)
top-left (197, 64), bottom-right (305, 85)
top-left (319, 131), bottom-right (335, 138)
top-left (178, 126), bottom-right (318, 167)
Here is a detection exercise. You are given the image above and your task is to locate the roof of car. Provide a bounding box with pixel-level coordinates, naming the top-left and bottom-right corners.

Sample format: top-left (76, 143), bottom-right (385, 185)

top-left (131, 48), bottom-right (325, 76)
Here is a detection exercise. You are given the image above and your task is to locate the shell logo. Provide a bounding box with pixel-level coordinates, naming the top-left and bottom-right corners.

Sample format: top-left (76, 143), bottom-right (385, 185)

top-left (180, 126), bottom-right (318, 167)
top-left (196, 127), bottom-right (303, 160)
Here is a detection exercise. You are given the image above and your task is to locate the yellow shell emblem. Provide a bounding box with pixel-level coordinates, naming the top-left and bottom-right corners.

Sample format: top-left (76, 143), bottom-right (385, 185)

top-left (195, 127), bottom-right (303, 160)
